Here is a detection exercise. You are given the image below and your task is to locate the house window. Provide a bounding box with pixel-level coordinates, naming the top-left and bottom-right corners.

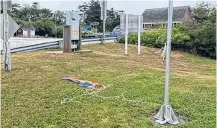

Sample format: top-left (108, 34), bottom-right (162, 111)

top-left (143, 24), bottom-right (145, 28)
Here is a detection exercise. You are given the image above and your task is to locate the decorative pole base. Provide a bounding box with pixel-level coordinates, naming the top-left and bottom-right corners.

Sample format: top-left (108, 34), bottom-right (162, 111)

top-left (154, 105), bottom-right (180, 125)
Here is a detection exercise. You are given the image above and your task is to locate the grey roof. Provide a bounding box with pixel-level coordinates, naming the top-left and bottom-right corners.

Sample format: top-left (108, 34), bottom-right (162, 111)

top-left (142, 6), bottom-right (190, 23)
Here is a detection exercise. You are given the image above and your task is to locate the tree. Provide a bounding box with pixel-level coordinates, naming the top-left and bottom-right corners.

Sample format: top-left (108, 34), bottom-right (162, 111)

top-left (15, 2), bottom-right (53, 22)
top-left (84, 0), bottom-right (101, 27)
top-left (39, 8), bottom-right (53, 19)
top-left (77, 0), bottom-right (122, 32)
top-left (53, 10), bottom-right (65, 25)
top-left (78, 2), bottom-right (89, 19)
top-left (33, 19), bottom-right (55, 36)
top-left (8, 3), bottom-right (21, 20)
top-left (8, 2), bottom-right (64, 37)
top-left (189, 21), bottom-right (216, 58)
top-left (106, 8), bottom-right (121, 31)
top-left (29, 2), bottom-right (40, 21)
top-left (32, 2), bottom-right (39, 9)
top-left (189, 2), bottom-right (216, 59)
top-left (11, 3), bottom-right (21, 13)
top-left (192, 2), bottom-right (216, 24)
top-left (56, 25), bottom-right (64, 38)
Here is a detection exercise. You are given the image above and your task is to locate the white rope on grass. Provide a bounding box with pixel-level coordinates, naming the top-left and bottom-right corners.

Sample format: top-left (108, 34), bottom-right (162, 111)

top-left (61, 84), bottom-right (146, 104)
top-left (61, 84), bottom-right (111, 104)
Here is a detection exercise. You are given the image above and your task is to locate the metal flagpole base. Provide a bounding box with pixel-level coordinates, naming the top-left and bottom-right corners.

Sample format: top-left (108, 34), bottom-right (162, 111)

top-left (154, 105), bottom-right (180, 125)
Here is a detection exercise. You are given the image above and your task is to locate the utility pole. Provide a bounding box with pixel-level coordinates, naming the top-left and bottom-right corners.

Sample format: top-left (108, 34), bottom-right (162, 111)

top-left (154, 0), bottom-right (180, 125)
top-left (3, 1), bottom-right (11, 71)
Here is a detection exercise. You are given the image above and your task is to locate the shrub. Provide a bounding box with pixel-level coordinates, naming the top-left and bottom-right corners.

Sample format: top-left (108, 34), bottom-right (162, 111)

top-left (56, 26), bottom-right (63, 38)
top-left (118, 33), bottom-right (138, 44)
top-left (119, 36), bottom-right (125, 43)
top-left (118, 23), bottom-right (215, 59)
top-left (141, 29), bottom-right (162, 47)
top-left (128, 33), bottom-right (138, 44)
top-left (120, 25), bottom-right (190, 49)
top-left (33, 19), bottom-right (55, 37)
top-left (189, 21), bottom-right (216, 59)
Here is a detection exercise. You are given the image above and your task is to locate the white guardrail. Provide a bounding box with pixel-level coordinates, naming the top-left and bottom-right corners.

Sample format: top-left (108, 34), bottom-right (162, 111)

top-left (0, 37), bottom-right (118, 54)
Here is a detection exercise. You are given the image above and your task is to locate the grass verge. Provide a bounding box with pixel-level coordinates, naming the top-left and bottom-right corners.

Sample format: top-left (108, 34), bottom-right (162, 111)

top-left (2, 43), bottom-right (216, 128)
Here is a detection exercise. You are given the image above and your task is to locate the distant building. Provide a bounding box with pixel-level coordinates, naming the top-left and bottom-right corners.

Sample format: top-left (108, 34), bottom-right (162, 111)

top-left (14, 26), bottom-right (35, 38)
top-left (142, 6), bottom-right (192, 29)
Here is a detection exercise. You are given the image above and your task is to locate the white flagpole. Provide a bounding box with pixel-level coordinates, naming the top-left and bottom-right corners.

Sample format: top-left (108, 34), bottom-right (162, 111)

top-left (164, 0), bottom-right (173, 110)
top-left (138, 15), bottom-right (141, 56)
top-left (153, 0), bottom-right (180, 125)
top-left (125, 14), bottom-right (128, 55)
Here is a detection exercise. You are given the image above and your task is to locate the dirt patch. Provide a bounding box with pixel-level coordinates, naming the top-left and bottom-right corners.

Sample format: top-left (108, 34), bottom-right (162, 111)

top-left (93, 51), bottom-right (125, 57)
top-left (172, 51), bottom-right (184, 59)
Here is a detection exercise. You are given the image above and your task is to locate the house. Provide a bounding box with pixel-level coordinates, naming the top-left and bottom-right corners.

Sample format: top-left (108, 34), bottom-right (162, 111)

top-left (142, 6), bottom-right (192, 29)
top-left (14, 26), bottom-right (35, 38)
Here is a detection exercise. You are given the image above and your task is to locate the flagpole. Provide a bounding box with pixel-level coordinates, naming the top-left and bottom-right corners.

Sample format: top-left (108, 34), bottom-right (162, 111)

top-left (124, 14), bottom-right (128, 55)
top-left (153, 0), bottom-right (180, 125)
top-left (138, 15), bottom-right (141, 56)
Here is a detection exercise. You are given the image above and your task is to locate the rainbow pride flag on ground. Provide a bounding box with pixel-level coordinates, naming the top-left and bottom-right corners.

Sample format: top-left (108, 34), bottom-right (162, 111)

top-left (61, 77), bottom-right (104, 88)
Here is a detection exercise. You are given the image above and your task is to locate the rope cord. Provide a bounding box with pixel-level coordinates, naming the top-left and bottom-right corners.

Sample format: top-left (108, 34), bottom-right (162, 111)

top-left (61, 84), bottom-right (146, 104)
top-left (158, 42), bottom-right (167, 63)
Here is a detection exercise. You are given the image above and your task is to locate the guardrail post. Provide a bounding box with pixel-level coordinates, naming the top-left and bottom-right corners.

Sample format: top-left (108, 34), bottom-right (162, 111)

top-left (63, 25), bottom-right (72, 53)
top-left (59, 40), bottom-right (63, 49)
top-left (116, 36), bottom-right (120, 43)
top-left (77, 21), bottom-right (81, 50)
top-left (100, 36), bottom-right (103, 44)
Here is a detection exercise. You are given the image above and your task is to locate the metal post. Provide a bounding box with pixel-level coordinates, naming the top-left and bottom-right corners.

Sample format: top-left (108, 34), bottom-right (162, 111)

top-left (124, 14), bottom-right (128, 55)
top-left (63, 25), bottom-right (71, 53)
top-left (138, 15), bottom-right (141, 56)
top-left (3, 1), bottom-right (11, 71)
top-left (55, 11), bottom-right (57, 38)
top-left (164, 0), bottom-right (173, 108)
top-left (78, 19), bottom-right (81, 50)
top-left (102, 15), bottom-right (105, 44)
top-left (153, 0), bottom-right (180, 125)
top-left (102, 0), bottom-right (106, 44)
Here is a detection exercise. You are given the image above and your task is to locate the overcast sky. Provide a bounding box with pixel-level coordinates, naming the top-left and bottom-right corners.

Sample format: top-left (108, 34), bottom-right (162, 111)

top-left (14, 0), bottom-right (216, 15)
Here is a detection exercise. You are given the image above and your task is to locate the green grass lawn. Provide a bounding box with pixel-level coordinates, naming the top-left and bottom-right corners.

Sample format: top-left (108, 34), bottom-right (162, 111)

top-left (2, 43), bottom-right (216, 128)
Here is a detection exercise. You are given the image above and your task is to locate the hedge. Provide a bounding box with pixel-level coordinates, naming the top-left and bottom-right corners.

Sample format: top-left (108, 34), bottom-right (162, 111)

top-left (119, 24), bottom-right (215, 59)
